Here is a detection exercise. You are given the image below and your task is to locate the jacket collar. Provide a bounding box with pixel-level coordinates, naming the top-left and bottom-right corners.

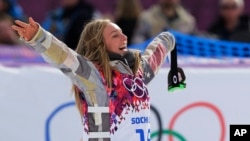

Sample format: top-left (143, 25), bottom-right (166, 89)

top-left (108, 50), bottom-right (135, 69)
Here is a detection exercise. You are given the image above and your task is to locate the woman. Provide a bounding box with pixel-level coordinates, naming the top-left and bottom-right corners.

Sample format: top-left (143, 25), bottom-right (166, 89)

top-left (12, 17), bottom-right (175, 141)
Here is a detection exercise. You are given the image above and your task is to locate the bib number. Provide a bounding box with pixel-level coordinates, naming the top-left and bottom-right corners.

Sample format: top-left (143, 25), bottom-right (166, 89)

top-left (136, 128), bottom-right (150, 141)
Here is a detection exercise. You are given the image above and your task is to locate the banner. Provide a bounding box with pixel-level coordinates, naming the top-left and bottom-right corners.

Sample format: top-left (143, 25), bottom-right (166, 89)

top-left (0, 65), bottom-right (250, 141)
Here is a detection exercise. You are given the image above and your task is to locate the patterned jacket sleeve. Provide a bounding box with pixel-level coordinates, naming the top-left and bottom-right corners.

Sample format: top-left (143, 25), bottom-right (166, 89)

top-left (22, 26), bottom-right (103, 93)
top-left (141, 32), bottom-right (175, 84)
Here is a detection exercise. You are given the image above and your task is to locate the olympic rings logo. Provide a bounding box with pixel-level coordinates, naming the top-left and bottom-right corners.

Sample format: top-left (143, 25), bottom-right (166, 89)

top-left (45, 101), bottom-right (226, 141)
top-left (151, 101), bottom-right (226, 141)
top-left (122, 77), bottom-right (148, 98)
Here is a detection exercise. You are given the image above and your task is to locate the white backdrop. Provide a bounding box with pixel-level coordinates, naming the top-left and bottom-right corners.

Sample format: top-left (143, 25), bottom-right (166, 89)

top-left (0, 65), bottom-right (250, 141)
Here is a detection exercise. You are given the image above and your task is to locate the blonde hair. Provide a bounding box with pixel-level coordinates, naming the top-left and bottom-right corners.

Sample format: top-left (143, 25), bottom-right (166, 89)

top-left (76, 19), bottom-right (112, 87)
top-left (73, 19), bottom-right (141, 114)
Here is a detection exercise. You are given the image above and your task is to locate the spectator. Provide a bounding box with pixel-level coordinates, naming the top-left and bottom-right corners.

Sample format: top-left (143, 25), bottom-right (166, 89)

top-left (208, 0), bottom-right (250, 42)
top-left (42, 0), bottom-right (100, 50)
top-left (115, 0), bottom-right (141, 45)
top-left (0, 13), bottom-right (20, 45)
top-left (133, 0), bottom-right (196, 43)
top-left (0, 0), bottom-right (26, 21)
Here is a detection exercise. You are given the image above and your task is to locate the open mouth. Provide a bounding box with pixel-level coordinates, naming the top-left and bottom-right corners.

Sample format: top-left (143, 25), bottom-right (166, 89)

top-left (119, 46), bottom-right (128, 51)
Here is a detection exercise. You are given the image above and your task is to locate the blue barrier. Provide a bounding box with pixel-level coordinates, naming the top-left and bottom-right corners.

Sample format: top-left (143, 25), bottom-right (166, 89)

top-left (129, 30), bottom-right (250, 58)
top-left (1, 31), bottom-right (250, 66)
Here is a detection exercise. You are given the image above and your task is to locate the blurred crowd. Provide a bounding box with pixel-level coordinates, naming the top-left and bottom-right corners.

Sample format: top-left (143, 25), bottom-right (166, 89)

top-left (0, 0), bottom-right (250, 48)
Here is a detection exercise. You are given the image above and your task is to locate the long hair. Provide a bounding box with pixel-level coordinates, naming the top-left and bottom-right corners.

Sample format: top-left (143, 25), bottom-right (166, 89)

top-left (76, 19), bottom-right (112, 87)
top-left (73, 19), bottom-right (141, 115)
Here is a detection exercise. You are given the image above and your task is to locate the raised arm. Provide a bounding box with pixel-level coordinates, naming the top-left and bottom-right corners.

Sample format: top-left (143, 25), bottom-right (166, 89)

top-left (141, 32), bottom-right (175, 84)
top-left (12, 17), bottom-right (102, 88)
